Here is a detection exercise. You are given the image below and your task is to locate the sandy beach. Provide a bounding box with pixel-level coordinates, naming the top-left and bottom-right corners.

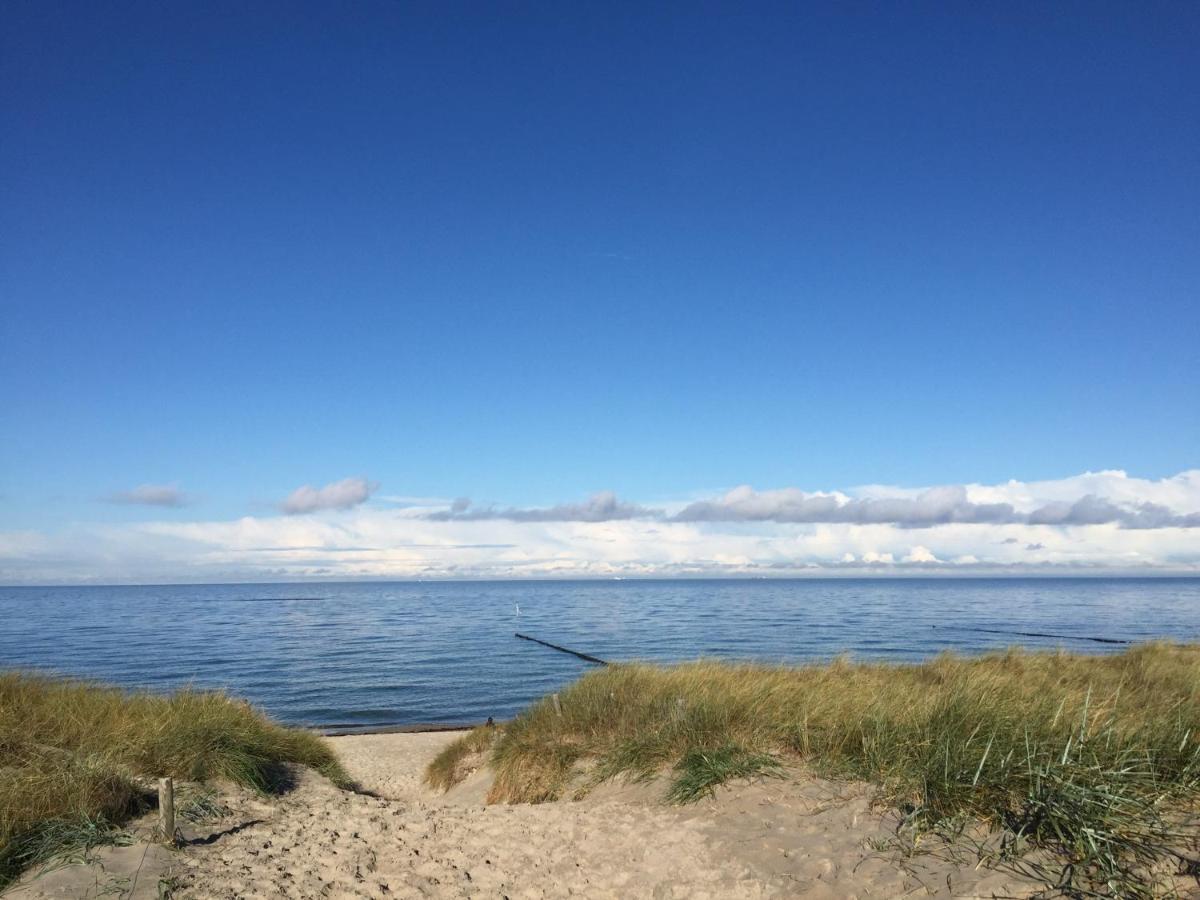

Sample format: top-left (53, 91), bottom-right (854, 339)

top-left (7, 730), bottom-right (1051, 899)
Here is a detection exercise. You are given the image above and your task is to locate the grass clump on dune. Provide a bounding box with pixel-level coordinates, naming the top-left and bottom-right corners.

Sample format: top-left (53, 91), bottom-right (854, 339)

top-left (433, 643), bottom-right (1200, 896)
top-left (424, 725), bottom-right (500, 792)
top-left (0, 671), bottom-right (347, 887)
top-left (665, 743), bottom-right (783, 804)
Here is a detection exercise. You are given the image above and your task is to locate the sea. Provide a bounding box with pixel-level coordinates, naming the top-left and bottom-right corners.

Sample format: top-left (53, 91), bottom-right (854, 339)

top-left (1, 578), bottom-right (1196, 731)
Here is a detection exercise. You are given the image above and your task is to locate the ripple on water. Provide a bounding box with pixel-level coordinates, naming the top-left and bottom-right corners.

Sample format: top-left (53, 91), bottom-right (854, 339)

top-left (0, 578), bottom-right (1196, 727)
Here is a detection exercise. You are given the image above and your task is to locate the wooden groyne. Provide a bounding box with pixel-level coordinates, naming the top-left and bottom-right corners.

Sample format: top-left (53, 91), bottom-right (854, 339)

top-left (939, 625), bottom-right (1131, 645)
top-left (515, 633), bottom-right (608, 665)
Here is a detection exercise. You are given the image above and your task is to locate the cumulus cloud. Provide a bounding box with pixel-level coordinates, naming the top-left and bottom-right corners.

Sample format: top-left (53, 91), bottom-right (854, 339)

top-left (281, 477), bottom-right (378, 515)
top-left (1027, 496), bottom-right (1200, 529)
top-left (424, 491), bottom-right (659, 523)
top-left (107, 483), bottom-right (189, 507)
top-left (675, 484), bottom-right (1019, 526)
top-left (6, 469), bottom-right (1200, 583)
top-left (674, 471), bottom-right (1200, 529)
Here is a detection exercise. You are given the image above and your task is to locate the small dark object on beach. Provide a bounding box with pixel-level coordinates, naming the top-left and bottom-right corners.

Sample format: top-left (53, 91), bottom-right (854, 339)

top-left (486, 717), bottom-right (494, 728)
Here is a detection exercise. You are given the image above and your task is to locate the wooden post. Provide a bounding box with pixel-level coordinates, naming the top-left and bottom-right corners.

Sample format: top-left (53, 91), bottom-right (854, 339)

top-left (514, 633), bottom-right (608, 665)
top-left (551, 693), bottom-right (563, 717)
top-left (158, 777), bottom-right (175, 844)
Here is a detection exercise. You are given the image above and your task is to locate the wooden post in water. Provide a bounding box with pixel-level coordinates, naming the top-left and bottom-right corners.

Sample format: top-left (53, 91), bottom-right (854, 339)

top-left (158, 777), bottom-right (175, 844)
top-left (552, 693), bottom-right (563, 718)
top-left (514, 633), bottom-right (608, 665)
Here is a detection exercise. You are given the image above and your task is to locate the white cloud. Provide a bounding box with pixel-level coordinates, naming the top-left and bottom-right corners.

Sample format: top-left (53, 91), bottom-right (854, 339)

top-left (904, 545), bottom-right (938, 563)
top-left (106, 483), bottom-right (188, 507)
top-left (3, 469), bottom-right (1199, 583)
top-left (673, 470), bottom-right (1200, 529)
top-left (281, 477), bottom-right (378, 515)
top-left (424, 491), bottom-right (657, 522)
top-left (675, 484), bottom-right (1018, 526)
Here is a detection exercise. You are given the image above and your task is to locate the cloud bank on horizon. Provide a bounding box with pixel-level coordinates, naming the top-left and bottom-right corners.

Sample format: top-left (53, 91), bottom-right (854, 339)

top-left (431, 479), bottom-right (1200, 530)
top-left (2, 469), bottom-right (1198, 583)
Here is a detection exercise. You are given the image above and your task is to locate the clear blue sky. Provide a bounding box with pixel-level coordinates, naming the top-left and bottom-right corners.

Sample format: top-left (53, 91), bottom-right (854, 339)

top-left (2, 1), bottom-right (1198, 531)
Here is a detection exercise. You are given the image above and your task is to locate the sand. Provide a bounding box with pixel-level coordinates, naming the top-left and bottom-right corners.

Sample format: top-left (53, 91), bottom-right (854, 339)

top-left (8, 731), bottom-right (1050, 899)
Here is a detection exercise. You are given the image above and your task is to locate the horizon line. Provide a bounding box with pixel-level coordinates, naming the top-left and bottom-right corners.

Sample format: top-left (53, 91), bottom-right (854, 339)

top-left (4, 572), bottom-right (1200, 589)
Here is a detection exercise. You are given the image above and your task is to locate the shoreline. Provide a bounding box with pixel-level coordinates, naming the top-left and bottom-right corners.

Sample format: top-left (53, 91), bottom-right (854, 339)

top-left (319, 721), bottom-right (486, 737)
top-left (5, 646), bottom-right (1198, 897)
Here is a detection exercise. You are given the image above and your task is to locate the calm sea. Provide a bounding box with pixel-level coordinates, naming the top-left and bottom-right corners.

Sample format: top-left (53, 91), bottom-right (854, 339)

top-left (1, 579), bottom-right (1197, 731)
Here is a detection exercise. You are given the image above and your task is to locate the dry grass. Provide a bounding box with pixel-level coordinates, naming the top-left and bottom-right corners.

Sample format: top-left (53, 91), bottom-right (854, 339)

top-left (0, 671), bottom-right (347, 887)
top-left (432, 643), bottom-right (1200, 896)
top-left (424, 725), bottom-right (500, 792)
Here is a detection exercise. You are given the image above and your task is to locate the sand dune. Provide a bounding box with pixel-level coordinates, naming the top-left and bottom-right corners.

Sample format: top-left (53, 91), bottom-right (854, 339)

top-left (8, 731), bottom-right (1046, 898)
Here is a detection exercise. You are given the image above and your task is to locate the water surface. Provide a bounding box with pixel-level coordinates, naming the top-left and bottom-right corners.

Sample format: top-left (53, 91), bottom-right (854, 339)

top-left (1, 578), bottom-right (1196, 729)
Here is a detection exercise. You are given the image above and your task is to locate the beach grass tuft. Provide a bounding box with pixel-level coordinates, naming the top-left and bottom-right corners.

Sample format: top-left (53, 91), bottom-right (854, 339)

top-left (665, 743), bottom-right (783, 804)
top-left (424, 725), bottom-right (500, 792)
top-left (441, 643), bottom-right (1200, 896)
top-left (0, 671), bottom-right (348, 887)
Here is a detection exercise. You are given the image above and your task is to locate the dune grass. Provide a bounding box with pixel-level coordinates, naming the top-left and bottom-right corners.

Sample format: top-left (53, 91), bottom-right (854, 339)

top-left (430, 643), bottom-right (1200, 896)
top-left (664, 743), bottom-right (784, 804)
top-left (423, 725), bottom-right (499, 792)
top-left (0, 671), bottom-right (348, 887)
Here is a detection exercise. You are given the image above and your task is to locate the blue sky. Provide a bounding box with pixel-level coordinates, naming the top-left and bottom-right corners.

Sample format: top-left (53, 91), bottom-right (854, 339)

top-left (2, 3), bottom-right (1198, 581)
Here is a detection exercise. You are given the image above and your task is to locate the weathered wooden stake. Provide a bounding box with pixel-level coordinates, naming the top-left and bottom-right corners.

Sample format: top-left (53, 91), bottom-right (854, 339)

top-left (514, 633), bottom-right (608, 665)
top-left (551, 693), bottom-right (563, 717)
top-left (158, 777), bottom-right (175, 844)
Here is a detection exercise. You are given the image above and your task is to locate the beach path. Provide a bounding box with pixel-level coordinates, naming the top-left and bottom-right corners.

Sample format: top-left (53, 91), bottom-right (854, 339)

top-left (5, 731), bottom-right (1043, 898)
top-left (165, 732), bottom-right (1039, 899)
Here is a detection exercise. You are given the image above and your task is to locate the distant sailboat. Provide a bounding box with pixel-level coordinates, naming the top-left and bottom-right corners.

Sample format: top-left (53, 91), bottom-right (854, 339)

top-left (514, 601), bottom-right (521, 617)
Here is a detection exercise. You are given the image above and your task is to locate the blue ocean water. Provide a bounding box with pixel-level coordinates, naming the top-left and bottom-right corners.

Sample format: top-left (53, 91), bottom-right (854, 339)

top-left (1, 579), bottom-right (1196, 730)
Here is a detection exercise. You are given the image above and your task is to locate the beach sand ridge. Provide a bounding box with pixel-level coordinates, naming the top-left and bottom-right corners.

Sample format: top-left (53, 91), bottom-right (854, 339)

top-left (7, 732), bottom-right (1045, 899)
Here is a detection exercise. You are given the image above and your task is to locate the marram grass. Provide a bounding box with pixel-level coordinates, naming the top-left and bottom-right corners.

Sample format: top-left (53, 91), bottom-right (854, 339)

top-left (423, 724), bottom-right (497, 792)
top-left (429, 643), bottom-right (1200, 896)
top-left (0, 671), bottom-right (347, 887)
